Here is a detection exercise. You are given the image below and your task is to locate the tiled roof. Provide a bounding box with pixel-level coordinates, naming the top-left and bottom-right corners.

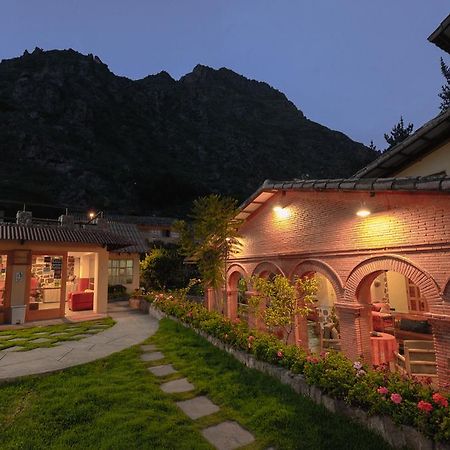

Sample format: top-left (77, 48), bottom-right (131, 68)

top-left (237, 176), bottom-right (450, 220)
top-left (353, 109), bottom-right (450, 179)
top-left (0, 224), bottom-right (131, 250)
top-left (105, 215), bottom-right (177, 227)
top-left (107, 221), bottom-right (149, 253)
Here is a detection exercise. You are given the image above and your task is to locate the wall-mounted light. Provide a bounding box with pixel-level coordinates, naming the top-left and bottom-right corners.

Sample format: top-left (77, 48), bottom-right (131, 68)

top-left (88, 211), bottom-right (95, 220)
top-left (274, 205), bottom-right (291, 219)
top-left (356, 205), bottom-right (371, 218)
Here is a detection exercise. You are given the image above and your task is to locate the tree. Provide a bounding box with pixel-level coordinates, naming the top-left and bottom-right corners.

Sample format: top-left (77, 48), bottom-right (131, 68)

top-left (174, 194), bottom-right (242, 294)
top-left (439, 57), bottom-right (450, 112)
top-left (368, 140), bottom-right (377, 152)
top-left (249, 274), bottom-right (318, 344)
top-left (140, 243), bottom-right (197, 291)
top-left (384, 116), bottom-right (414, 149)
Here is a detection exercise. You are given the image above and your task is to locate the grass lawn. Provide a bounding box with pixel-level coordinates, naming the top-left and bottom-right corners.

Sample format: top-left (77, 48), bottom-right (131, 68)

top-left (0, 318), bottom-right (392, 449)
top-left (0, 318), bottom-right (115, 352)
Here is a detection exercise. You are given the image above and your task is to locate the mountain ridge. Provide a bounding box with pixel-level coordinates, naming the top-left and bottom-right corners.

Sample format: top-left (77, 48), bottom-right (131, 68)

top-left (0, 48), bottom-right (378, 216)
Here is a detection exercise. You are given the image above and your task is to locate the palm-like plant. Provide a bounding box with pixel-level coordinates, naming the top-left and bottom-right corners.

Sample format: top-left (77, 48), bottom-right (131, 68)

top-left (175, 194), bottom-right (242, 293)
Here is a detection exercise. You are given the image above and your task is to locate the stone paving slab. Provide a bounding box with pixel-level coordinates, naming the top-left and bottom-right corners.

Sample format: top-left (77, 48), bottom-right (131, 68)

top-left (141, 344), bottom-right (158, 352)
top-left (0, 308), bottom-right (160, 380)
top-left (7, 338), bottom-right (26, 342)
top-left (160, 377), bottom-right (195, 393)
top-left (141, 352), bottom-right (165, 362)
top-left (201, 421), bottom-right (255, 450)
top-left (176, 396), bottom-right (220, 420)
top-left (0, 335), bottom-right (13, 339)
top-left (2, 346), bottom-right (25, 352)
top-left (148, 364), bottom-right (177, 377)
top-left (31, 338), bottom-right (52, 343)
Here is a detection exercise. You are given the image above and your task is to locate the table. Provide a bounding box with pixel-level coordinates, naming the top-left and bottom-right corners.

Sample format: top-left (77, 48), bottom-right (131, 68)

top-left (370, 332), bottom-right (398, 366)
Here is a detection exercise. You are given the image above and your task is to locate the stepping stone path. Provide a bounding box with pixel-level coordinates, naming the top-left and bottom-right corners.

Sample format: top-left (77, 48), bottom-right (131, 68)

top-left (141, 351), bottom-right (164, 362)
top-left (161, 378), bottom-right (194, 393)
top-left (148, 364), bottom-right (177, 377)
top-left (202, 421), bottom-right (255, 450)
top-left (0, 335), bottom-right (13, 339)
top-left (140, 345), bottom-right (255, 449)
top-left (31, 338), bottom-right (52, 343)
top-left (176, 396), bottom-right (220, 420)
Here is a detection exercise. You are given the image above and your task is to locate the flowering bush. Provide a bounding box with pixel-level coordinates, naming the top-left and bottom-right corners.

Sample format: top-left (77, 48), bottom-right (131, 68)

top-left (146, 291), bottom-right (450, 443)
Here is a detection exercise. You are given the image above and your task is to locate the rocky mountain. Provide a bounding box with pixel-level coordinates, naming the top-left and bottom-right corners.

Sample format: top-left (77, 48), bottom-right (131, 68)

top-left (0, 48), bottom-right (378, 216)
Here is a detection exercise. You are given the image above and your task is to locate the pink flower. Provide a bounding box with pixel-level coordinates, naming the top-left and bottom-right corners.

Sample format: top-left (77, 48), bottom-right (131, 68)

top-left (377, 386), bottom-right (388, 395)
top-left (248, 335), bottom-right (254, 342)
top-left (432, 393), bottom-right (449, 408)
top-left (224, 333), bottom-right (228, 340)
top-left (353, 361), bottom-right (363, 370)
top-left (417, 401), bottom-right (433, 413)
top-left (186, 311), bottom-right (193, 317)
top-left (390, 393), bottom-right (402, 404)
top-left (356, 369), bottom-right (366, 377)
top-left (277, 350), bottom-right (283, 358)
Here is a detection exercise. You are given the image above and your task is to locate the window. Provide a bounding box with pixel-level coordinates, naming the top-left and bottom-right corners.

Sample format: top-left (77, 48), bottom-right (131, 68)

top-left (108, 259), bottom-right (133, 285)
top-left (30, 254), bottom-right (63, 310)
top-left (0, 255), bottom-right (7, 307)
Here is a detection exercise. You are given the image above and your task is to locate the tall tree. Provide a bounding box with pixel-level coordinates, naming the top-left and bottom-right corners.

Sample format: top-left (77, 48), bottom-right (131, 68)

top-left (439, 57), bottom-right (450, 112)
top-left (174, 194), bottom-right (242, 291)
top-left (384, 116), bottom-right (414, 149)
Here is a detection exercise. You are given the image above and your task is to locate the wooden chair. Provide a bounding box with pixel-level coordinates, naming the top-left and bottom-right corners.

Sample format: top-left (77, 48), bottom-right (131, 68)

top-left (394, 340), bottom-right (437, 380)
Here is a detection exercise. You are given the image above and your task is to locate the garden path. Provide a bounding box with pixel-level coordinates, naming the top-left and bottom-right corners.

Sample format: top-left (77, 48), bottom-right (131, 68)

top-left (0, 302), bottom-right (159, 381)
top-left (141, 344), bottom-right (255, 450)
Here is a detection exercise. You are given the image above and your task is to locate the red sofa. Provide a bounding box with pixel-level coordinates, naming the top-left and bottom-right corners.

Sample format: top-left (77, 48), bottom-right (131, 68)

top-left (68, 292), bottom-right (94, 311)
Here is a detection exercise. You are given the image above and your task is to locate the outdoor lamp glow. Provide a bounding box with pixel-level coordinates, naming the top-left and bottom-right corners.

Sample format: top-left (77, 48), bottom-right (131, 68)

top-left (88, 211), bottom-right (95, 219)
top-left (356, 207), bottom-right (371, 218)
top-left (273, 205), bottom-right (290, 219)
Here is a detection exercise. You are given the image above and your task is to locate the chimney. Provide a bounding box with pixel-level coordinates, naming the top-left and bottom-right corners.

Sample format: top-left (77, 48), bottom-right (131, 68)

top-left (59, 214), bottom-right (75, 228)
top-left (16, 210), bottom-right (32, 226)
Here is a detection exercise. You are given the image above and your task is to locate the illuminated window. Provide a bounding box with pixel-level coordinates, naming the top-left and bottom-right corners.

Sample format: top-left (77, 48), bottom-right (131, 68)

top-left (108, 259), bottom-right (133, 285)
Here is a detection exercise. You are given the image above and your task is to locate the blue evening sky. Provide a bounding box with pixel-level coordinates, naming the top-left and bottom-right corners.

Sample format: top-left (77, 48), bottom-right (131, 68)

top-left (1, 1), bottom-right (449, 149)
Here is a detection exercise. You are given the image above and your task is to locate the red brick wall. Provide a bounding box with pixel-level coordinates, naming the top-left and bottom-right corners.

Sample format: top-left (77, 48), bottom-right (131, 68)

top-left (223, 189), bottom-right (450, 388)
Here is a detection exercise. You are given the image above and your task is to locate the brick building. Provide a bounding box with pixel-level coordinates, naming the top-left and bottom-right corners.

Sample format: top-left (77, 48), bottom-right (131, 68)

top-left (213, 13), bottom-right (450, 389)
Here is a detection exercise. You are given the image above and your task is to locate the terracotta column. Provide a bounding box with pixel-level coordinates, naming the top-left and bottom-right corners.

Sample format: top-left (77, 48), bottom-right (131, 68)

top-left (335, 302), bottom-right (372, 362)
top-left (226, 289), bottom-right (238, 320)
top-left (205, 287), bottom-right (214, 311)
top-left (429, 314), bottom-right (450, 390)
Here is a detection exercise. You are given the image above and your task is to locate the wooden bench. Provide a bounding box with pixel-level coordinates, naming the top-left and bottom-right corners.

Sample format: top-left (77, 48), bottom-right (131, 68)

top-left (394, 340), bottom-right (437, 380)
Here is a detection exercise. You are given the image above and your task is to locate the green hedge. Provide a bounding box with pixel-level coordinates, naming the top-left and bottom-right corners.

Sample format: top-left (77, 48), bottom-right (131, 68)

top-left (146, 291), bottom-right (450, 443)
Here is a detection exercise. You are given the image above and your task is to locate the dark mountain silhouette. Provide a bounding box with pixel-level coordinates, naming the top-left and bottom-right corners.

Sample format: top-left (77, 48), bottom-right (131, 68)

top-left (0, 48), bottom-right (378, 215)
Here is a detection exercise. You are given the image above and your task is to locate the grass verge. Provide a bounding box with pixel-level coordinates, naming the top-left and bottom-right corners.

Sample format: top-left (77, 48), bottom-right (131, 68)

top-left (148, 319), bottom-right (393, 450)
top-left (0, 317), bottom-right (393, 449)
top-left (0, 317), bottom-right (115, 351)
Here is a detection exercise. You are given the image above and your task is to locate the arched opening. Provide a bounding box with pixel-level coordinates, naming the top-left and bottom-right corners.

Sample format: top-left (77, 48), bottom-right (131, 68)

top-left (226, 267), bottom-right (248, 321)
top-left (359, 270), bottom-right (436, 379)
top-left (304, 272), bottom-right (341, 353)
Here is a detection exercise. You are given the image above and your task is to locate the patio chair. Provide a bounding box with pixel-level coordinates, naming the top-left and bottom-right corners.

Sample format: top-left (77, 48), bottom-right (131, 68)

top-left (394, 340), bottom-right (437, 380)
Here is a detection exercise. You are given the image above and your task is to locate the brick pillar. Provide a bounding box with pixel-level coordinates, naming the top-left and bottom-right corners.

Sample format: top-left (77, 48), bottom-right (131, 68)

top-left (429, 314), bottom-right (450, 390)
top-left (205, 287), bottom-right (214, 311)
top-left (335, 302), bottom-right (372, 362)
top-left (226, 289), bottom-right (238, 320)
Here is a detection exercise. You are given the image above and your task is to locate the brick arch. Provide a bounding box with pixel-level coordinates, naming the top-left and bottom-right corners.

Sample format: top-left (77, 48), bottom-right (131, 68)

top-left (289, 259), bottom-right (344, 299)
top-left (344, 254), bottom-right (442, 310)
top-left (251, 261), bottom-right (285, 278)
top-left (226, 264), bottom-right (248, 290)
